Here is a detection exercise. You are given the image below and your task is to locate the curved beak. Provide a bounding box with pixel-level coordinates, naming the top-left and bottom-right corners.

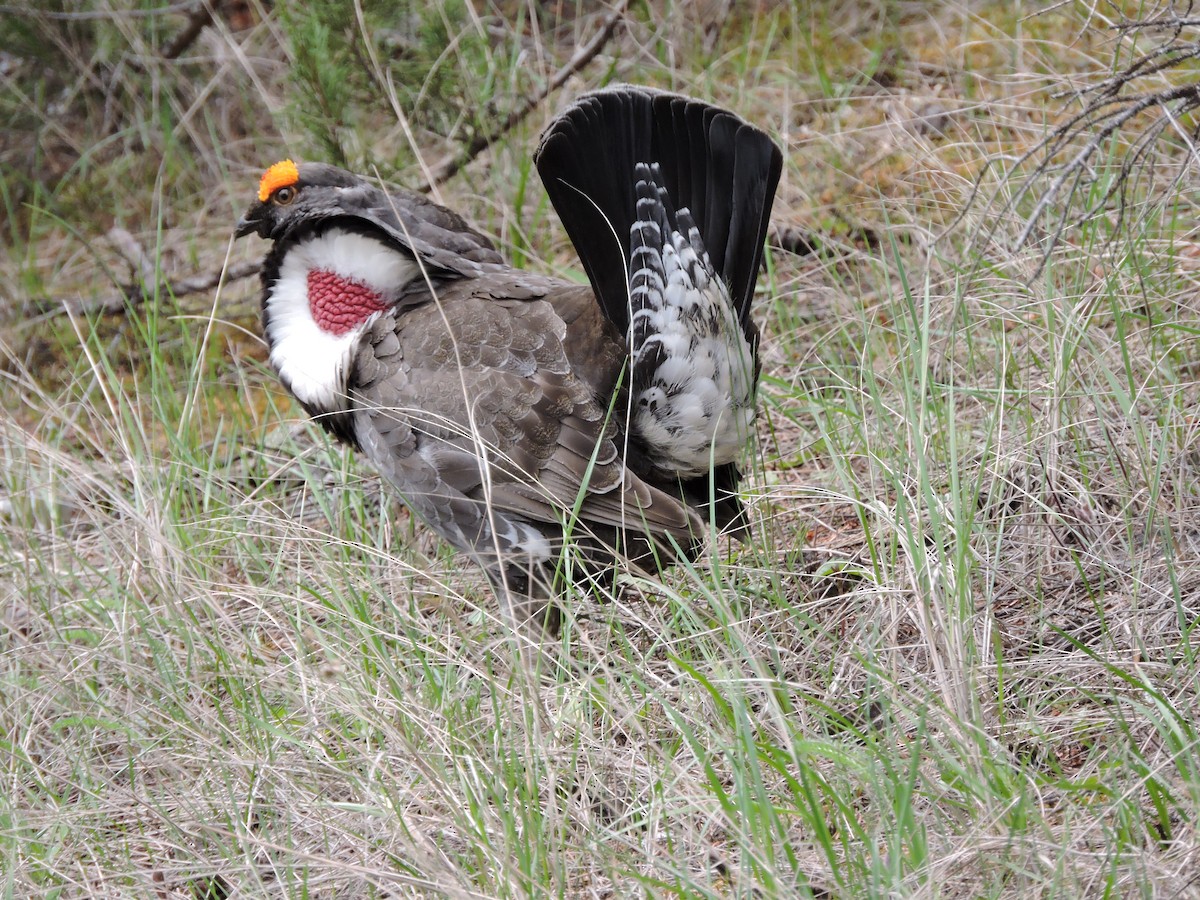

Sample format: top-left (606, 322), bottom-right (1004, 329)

top-left (235, 203), bottom-right (268, 239)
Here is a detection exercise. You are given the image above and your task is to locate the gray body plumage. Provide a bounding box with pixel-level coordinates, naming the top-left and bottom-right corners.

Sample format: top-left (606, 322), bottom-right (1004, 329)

top-left (237, 85), bottom-right (782, 627)
top-left (349, 277), bottom-right (703, 605)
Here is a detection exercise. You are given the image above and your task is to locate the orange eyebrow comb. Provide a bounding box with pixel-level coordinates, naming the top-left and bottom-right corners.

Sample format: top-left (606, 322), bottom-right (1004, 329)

top-left (258, 160), bottom-right (299, 202)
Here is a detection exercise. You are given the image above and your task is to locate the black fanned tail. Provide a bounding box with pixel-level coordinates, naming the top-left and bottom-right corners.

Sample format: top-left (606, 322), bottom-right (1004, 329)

top-left (533, 85), bottom-right (783, 340)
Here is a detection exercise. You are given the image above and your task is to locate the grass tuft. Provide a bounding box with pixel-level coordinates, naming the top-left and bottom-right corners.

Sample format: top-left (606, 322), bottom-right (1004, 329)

top-left (3, 1), bottom-right (1200, 896)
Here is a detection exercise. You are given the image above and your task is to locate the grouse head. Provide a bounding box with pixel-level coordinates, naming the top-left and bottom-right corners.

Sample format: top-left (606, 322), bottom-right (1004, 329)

top-left (235, 160), bottom-right (502, 420)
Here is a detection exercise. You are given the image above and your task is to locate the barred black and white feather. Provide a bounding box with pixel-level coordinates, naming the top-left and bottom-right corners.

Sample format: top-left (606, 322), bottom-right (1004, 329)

top-left (535, 86), bottom-right (782, 529)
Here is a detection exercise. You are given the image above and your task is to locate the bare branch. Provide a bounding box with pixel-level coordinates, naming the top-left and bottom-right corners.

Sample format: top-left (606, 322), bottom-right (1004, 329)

top-left (424, 0), bottom-right (630, 187)
top-left (61, 260), bottom-right (262, 316)
top-left (970, 9), bottom-right (1200, 275)
top-left (162, 0), bottom-right (220, 60)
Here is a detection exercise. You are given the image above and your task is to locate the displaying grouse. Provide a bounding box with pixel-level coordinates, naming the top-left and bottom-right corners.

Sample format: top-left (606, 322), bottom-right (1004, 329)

top-left (235, 85), bottom-right (782, 630)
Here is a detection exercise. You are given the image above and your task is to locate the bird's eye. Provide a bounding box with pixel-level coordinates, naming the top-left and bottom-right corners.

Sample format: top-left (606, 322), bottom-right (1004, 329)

top-left (272, 185), bottom-right (298, 206)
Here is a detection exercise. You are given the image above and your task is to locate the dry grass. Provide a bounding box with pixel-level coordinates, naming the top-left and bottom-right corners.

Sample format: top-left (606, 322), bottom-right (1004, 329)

top-left (2, 1), bottom-right (1200, 896)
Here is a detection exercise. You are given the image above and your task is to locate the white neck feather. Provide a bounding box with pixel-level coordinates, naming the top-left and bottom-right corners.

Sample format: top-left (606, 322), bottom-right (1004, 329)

top-left (265, 228), bottom-right (419, 412)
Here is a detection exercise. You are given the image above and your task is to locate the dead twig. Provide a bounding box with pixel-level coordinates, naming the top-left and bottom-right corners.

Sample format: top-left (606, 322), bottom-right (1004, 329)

top-left (967, 9), bottom-right (1200, 275)
top-left (162, 0), bottom-right (220, 60)
top-left (62, 260), bottom-right (262, 316)
top-left (425, 0), bottom-right (630, 186)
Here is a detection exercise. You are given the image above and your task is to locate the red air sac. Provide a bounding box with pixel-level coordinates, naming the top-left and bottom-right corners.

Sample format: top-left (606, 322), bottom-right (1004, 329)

top-left (307, 269), bottom-right (389, 335)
